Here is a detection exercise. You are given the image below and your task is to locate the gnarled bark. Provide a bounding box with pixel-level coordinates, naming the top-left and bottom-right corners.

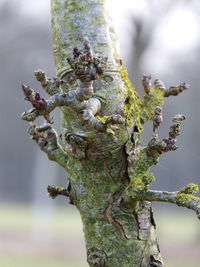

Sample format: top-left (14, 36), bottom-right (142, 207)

top-left (22, 0), bottom-right (199, 266)
top-left (50, 1), bottom-right (162, 266)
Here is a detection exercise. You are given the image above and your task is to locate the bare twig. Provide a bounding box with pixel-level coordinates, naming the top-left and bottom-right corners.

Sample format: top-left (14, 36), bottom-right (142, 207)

top-left (28, 122), bottom-right (68, 169)
top-left (132, 184), bottom-right (200, 220)
top-left (47, 185), bottom-right (69, 199)
top-left (154, 79), bottom-right (189, 97)
top-left (34, 69), bottom-right (61, 96)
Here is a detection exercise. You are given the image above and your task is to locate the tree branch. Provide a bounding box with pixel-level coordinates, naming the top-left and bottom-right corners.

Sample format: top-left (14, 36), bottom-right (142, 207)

top-left (126, 111), bottom-right (186, 194)
top-left (34, 69), bottom-right (61, 96)
top-left (140, 75), bottom-right (189, 124)
top-left (133, 184), bottom-right (200, 220)
top-left (28, 122), bottom-right (68, 169)
top-left (146, 113), bottom-right (185, 157)
top-left (21, 38), bottom-right (124, 133)
top-left (154, 79), bottom-right (190, 97)
top-left (47, 185), bottom-right (69, 199)
top-left (21, 84), bottom-right (88, 122)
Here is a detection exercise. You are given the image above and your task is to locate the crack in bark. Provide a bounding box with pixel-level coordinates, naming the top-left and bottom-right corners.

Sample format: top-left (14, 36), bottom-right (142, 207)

top-left (117, 147), bottom-right (128, 182)
top-left (85, 140), bottom-right (93, 159)
top-left (150, 207), bottom-right (156, 229)
top-left (104, 160), bottom-right (113, 180)
top-left (104, 194), bottom-right (128, 239)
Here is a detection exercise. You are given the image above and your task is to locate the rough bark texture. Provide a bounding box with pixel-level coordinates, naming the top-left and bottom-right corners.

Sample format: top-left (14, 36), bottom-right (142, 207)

top-left (22, 0), bottom-right (200, 266)
top-left (51, 1), bottom-right (162, 266)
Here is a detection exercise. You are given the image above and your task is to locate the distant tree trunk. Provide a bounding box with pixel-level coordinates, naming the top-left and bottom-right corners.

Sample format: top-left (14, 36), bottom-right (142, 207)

top-left (50, 1), bottom-right (162, 266)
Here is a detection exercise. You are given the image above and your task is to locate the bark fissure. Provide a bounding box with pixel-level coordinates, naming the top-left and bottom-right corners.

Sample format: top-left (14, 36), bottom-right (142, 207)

top-left (21, 0), bottom-right (200, 266)
top-left (104, 160), bottom-right (114, 180)
top-left (104, 193), bottom-right (128, 240)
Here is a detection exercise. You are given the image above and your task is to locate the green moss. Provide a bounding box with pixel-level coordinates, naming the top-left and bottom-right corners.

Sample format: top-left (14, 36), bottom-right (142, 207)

top-left (179, 183), bottom-right (199, 195)
top-left (64, 1), bottom-right (87, 12)
top-left (66, 153), bottom-right (149, 266)
top-left (96, 115), bottom-right (110, 124)
top-left (95, 115), bottom-right (115, 136)
top-left (126, 148), bottom-right (157, 195)
top-left (115, 59), bottom-right (165, 131)
top-left (57, 186), bottom-right (64, 192)
top-left (106, 128), bottom-right (115, 136)
top-left (130, 173), bottom-right (155, 193)
top-left (175, 183), bottom-right (200, 207)
top-left (175, 193), bottom-right (200, 206)
top-left (115, 58), bottom-right (142, 131)
top-left (140, 87), bottom-right (165, 124)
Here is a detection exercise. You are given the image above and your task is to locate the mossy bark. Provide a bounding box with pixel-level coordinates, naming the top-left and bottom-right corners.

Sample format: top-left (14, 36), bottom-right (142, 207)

top-left (51, 0), bottom-right (163, 266)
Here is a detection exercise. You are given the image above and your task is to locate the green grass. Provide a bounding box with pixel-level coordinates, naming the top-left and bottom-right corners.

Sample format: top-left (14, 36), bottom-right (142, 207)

top-left (0, 256), bottom-right (85, 267)
top-left (0, 203), bottom-right (82, 234)
top-left (0, 256), bottom-right (199, 267)
top-left (0, 203), bottom-right (199, 267)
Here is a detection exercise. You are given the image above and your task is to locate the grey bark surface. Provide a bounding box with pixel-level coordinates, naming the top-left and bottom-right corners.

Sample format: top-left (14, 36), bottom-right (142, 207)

top-left (50, 1), bottom-right (162, 266)
top-left (21, 0), bottom-right (200, 266)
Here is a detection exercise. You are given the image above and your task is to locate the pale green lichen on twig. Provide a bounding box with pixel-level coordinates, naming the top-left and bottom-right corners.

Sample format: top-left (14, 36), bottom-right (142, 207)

top-left (131, 184), bottom-right (200, 220)
top-left (126, 107), bottom-right (185, 196)
top-left (140, 87), bottom-right (165, 124)
top-left (140, 75), bottom-right (189, 125)
top-left (125, 76), bottom-right (200, 219)
top-left (126, 145), bottom-right (156, 194)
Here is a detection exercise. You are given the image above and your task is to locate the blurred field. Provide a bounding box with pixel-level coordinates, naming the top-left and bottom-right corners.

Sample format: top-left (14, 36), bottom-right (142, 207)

top-left (0, 203), bottom-right (199, 267)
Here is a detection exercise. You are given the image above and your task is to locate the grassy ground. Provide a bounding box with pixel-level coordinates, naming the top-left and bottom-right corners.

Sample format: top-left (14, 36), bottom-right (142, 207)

top-left (0, 203), bottom-right (199, 267)
top-left (1, 256), bottom-right (199, 267)
top-left (0, 256), bottom-right (84, 267)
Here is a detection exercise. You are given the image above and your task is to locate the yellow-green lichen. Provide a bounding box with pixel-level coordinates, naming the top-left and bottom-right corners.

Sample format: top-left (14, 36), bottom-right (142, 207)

top-left (96, 115), bottom-right (110, 124)
top-left (96, 115), bottom-right (115, 136)
top-left (126, 148), bottom-right (156, 195)
top-left (140, 87), bottom-right (165, 124)
top-left (130, 172), bottom-right (155, 193)
top-left (106, 128), bottom-right (115, 136)
top-left (175, 192), bottom-right (200, 206)
top-left (179, 183), bottom-right (199, 195)
top-left (116, 58), bottom-right (142, 131)
top-left (57, 186), bottom-right (65, 192)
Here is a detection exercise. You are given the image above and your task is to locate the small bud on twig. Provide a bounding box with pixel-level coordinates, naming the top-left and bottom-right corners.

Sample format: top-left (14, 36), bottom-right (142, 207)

top-left (142, 74), bottom-right (152, 94)
top-left (154, 79), bottom-right (166, 91)
top-left (153, 106), bottom-right (163, 133)
top-left (169, 114), bottom-right (185, 139)
top-left (67, 37), bottom-right (107, 83)
top-left (164, 82), bottom-right (189, 97)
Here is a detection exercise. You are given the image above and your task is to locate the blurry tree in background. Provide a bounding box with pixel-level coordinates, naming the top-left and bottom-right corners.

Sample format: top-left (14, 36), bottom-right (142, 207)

top-left (126, 0), bottom-right (200, 192)
top-left (0, 0), bottom-right (65, 204)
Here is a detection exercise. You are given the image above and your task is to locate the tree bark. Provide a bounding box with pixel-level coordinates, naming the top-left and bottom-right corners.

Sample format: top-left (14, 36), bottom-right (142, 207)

top-left (50, 1), bottom-right (163, 266)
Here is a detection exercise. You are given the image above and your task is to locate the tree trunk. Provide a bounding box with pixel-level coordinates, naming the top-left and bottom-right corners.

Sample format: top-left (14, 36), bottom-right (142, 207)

top-left (50, 1), bottom-right (162, 266)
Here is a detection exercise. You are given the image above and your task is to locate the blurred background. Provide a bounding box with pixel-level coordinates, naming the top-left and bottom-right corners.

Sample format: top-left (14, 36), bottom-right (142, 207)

top-left (0, 0), bottom-right (200, 266)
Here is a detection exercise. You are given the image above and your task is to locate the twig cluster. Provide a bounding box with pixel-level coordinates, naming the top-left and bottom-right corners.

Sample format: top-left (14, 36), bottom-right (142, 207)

top-left (126, 75), bottom-right (200, 219)
top-left (21, 37), bottom-right (125, 167)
